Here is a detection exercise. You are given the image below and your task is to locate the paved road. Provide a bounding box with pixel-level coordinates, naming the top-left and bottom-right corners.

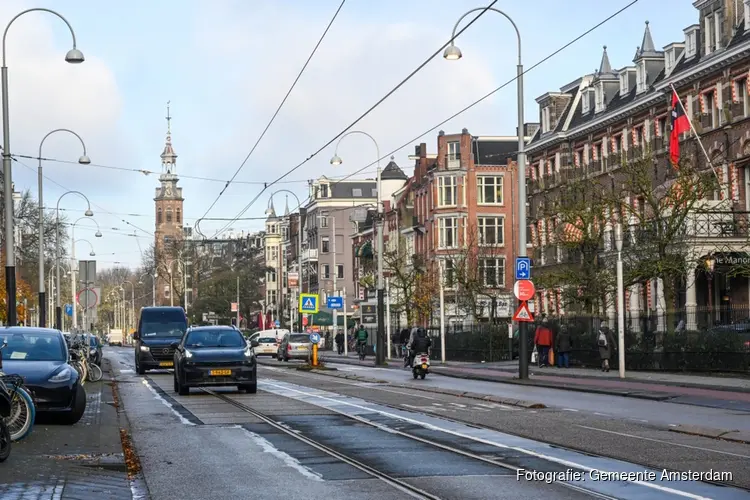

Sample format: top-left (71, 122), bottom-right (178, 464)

top-left (309, 357), bottom-right (750, 432)
top-left (108, 347), bottom-right (750, 499)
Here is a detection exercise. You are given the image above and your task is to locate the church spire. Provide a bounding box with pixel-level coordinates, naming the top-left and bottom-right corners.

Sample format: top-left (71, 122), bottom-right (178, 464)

top-left (161, 101), bottom-right (178, 174)
top-left (284, 195), bottom-right (290, 216)
top-left (598, 45), bottom-right (612, 74)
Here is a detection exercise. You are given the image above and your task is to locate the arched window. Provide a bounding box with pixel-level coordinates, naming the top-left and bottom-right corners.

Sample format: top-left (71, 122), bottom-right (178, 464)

top-left (176, 208), bottom-right (181, 224)
top-left (157, 207), bottom-right (163, 224)
top-left (166, 208), bottom-right (173, 223)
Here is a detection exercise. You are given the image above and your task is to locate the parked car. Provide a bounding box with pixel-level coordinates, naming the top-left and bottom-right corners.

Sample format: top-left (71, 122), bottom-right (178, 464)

top-left (277, 333), bottom-right (312, 362)
top-left (0, 327), bottom-right (86, 425)
top-left (254, 336), bottom-right (279, 357)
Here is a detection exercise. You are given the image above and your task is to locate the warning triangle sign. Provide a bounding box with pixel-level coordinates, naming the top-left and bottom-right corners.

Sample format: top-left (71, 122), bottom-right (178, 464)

top-left (303, 298), bottom-right (315, 308)
top-left (512, 301), bottom-right (534, 322)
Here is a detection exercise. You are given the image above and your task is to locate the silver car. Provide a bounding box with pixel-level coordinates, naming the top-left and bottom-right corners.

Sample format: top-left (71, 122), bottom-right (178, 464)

top-left (278, 333), bottom-right (312, 362)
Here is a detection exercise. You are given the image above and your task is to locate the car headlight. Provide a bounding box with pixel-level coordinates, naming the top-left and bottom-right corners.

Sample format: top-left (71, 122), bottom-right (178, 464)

top-left (49, 367), bottom-right (73, 383)
top-left (140, 345), bottom-right (150, 352)
top-left (244, 348), bottom-right (254, 358)
top-left (184, 349), bottom-right (193, 359)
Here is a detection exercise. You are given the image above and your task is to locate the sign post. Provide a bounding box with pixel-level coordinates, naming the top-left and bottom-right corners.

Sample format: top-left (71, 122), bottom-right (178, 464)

top-left (309, 332), bottom-right (321, 367)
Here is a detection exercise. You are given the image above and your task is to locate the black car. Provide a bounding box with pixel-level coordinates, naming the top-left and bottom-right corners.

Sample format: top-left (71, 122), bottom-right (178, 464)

top-left (0, 327), bottom-right (86, 425)
top-left (134, 306), bottom-right (189, 374)
top-left (172, 326), bottom-right (259, 396)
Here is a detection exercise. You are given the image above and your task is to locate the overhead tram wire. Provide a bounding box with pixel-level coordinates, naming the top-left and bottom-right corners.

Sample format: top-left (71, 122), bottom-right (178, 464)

top-left (209, 0), bottom-right (500, 238)
top-left (198, 0), bottom-right (348, 223)
top-left (330, 0), bottom-right (641, 186)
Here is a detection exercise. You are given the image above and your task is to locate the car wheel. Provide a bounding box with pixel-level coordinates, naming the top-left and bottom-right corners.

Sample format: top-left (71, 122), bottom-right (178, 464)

top-left (60, 384), bottom-right (87, 425)
top-left (177, 373), bottom-right (189, 396)
top-left (136, 360), bottom-right (145, 375)
top-left (241, 382), bottom-right (257, 394)
top-left (173, 373), bottom-right (179, 393)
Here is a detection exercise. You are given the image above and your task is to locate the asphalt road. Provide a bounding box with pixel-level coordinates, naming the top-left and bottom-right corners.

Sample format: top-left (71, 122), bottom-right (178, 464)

top-left (313, 358), bottom-right (750, 432)
top-left (107, 347), bottom-right (750, 499)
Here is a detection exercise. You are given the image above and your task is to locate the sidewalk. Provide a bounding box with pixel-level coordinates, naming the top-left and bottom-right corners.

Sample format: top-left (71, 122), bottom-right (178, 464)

top-left (0, 359), bottom-right (146, 499)
top-left (321, 352), bottom-right (750, 407)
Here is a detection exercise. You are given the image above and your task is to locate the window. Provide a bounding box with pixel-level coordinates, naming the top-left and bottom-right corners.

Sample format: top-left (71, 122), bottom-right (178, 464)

top-left (176, 208), bottom-right (181, 224)
top-left (478, 216), bottom-right (504, 245)
top-left (581, 89), bottom-right (591, 114)
top-left (337, 265), bottom-right (344, 279)
top-left (479, 258), bottom-right (505, 288)
top-left (620, 72), bottom-right (629, 94)
top-left (685, 27), bottom-right (697, 58)
top-left (541, 106), bottom-right (551, 133)
top-left (438, 217), bottom-right (458, 248)
top-left (657, 116), bottom-right (667, 140)
top-left (704, 15), bottom-right (713, 55)
top-left (703, 90), bottom-right (717, 128)
top-left (321, 237), bottom-right (330, 253)
top-left (477, 176), bottom-right (503, 205)
top-left (438, 176), bottom-right (457, 207)
top-left (266, 246), bottom-right (278, 261)
top-left (352, 188), bottom-right (362, 197)
top-left (636, 62), bottom-right (647, 93)
top-left (319, 184), bottom-right (329, 198)
top-left (735, 78), bottom-right (748, 117)
top-left (267, 270), bottom-right (277, 283)
top-left (166, 208), bottom-right (173, 223)
top-left (157, 208), bottom-right (163, 224)
top-left (593, 142), bottom-right (602, 166)
top-left (595, 83), bottom-right (605, 113)
top-left (714, 11), bottom-right (722, 50)
top-left (321, 264), bottom-right (330, 279)
top-left (320, 216), bottom-right (328, 228)
top-left (163, 285), bottom-right (171, 299)
top-left (613, 135), bottom-right (622, 154)
top-left (371, 188), bottom-right (378, 197)
top-left (443, 259), bottom-right (455, 287)
top-left (447, 141), bottom-right (460, 168)
top-left (268, 290), bottom-right (277, 305)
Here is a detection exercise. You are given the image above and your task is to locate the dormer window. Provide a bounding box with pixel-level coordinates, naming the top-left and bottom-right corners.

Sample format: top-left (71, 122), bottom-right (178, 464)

top-left (594, 83), bottom-right (605, 113)
top-left (541, 106), bottom-right (552, 133)
top-left (319, 183), bottom-right (329, 198)
top-left (581, 89), bottom-right (591, 114)
top-left (636, 62), bottom-right (647, 94)
top-left (620, 73), bottom-right (629, 95)
top-left (665, 50), bottom-right (674, 74)
top-left (684, 25), bottom-right (698, 58)
top-left (745, 0), bottom-right (750, 27)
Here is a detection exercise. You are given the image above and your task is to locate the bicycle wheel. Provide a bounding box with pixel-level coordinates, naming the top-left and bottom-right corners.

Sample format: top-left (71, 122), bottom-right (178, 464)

top-left (79, 362), bottom-right (88, 385)
top-left (87, 363), bottom-right (103, 382)
top-left (6, 386), bottom-right (35, 442)
top-left (72, 362), bottom-right (85, 385)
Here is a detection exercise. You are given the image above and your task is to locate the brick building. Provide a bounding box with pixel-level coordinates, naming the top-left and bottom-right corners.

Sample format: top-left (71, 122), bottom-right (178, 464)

top-left (526, 1), bottom-right (750, 329)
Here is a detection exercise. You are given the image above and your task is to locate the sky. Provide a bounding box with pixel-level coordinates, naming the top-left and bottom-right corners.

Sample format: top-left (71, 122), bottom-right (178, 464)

top-left (0, 0), bottom-right (698, 269)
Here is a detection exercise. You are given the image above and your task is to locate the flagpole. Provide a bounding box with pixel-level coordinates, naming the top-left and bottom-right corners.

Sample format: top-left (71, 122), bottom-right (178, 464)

top-left (669, 83), bottom-right (721, 183)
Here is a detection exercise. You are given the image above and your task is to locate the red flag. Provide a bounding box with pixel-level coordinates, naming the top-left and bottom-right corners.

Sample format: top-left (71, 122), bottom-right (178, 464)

top-left (669, 89), bottom-right (690, 166)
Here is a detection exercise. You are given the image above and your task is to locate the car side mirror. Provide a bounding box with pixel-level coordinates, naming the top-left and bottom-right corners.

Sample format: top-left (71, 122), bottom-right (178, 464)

top-left (133, 331), bottom-right (140, 340)
top-left (250, 340), bottom-right (259, 348)
top-left (170, 342), bottom-right (179, 349)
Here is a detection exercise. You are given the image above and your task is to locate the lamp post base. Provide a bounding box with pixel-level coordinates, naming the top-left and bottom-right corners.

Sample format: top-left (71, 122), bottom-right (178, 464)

top-left (376, 288), bottom-right (385, 366)
top-left (55, 306), bottom-right (63, 331)
top-left (5, 266), bottom-right (16, 326)
top-left (38, 291), bottom-right (46, 327)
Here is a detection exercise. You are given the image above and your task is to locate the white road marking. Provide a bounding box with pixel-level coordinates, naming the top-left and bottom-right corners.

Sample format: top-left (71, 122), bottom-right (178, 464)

top-left (261, 380), bottom-right (714, 499)
top-left (120, 369), bottom-right (134, 373)
top-left (575, 425), bottom-right (750, 458)
top-left (563, 408), bottom-right (579, 412)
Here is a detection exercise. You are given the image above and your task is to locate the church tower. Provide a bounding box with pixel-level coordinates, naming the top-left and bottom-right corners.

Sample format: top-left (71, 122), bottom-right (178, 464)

top-left (154, 102), bottom-right (184, 306)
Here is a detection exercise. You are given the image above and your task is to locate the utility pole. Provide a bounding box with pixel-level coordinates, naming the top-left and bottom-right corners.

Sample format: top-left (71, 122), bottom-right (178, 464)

top-left (236, 275), bottom-right (240, 327)
top-left (331, 213), bottom-right (337, 347)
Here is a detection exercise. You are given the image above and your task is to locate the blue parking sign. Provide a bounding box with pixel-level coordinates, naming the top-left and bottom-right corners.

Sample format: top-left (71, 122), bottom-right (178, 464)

top-left (515, 257), bottom-right (531, 280)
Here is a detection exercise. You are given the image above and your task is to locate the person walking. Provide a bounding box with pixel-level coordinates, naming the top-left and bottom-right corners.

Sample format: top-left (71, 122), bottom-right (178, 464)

top-left (533, 318), bottom-right (553, 367)
top-left (597, 319), bottom-right (616, 372)
top-left (555, 324), bottom-right (572, 368)
top-left (335, 331), bottom-right (344, 355)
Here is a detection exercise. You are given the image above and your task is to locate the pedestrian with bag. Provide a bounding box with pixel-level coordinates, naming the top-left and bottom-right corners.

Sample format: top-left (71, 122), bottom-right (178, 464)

top-left (555, 324), bottom-right (572, 368)
top-left (597, 319), bottom-right (616, 372)
top-left (533, 317), bottom-right (553, 367)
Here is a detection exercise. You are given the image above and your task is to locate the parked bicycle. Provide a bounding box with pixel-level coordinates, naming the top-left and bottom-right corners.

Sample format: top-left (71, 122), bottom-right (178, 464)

top-left (0, 378), bottom-right (12, 461)
top-left (0, 340), bottom-right (36, 442)
top-left (67, 335), bottom-right (103, 383)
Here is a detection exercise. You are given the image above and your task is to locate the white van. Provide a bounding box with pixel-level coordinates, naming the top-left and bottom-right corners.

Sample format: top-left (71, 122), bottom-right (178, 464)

top-left (252, 329), bottom-right (290, 357)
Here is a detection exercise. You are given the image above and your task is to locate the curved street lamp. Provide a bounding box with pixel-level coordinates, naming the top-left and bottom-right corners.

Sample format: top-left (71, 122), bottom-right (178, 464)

top-left (329, 130), bottom-right (385, 364)
top-left (120, 281), bottom-right (135, 335)
top-left (139, 272), bottom-right (156, 307)
top-left (3, 8), bottom-right (84, 326)
top-left (55, 191), bottom-right (93, 329)
top-left (70, 236), bottom-right (97, 330)
top-left (444, 7), bottom-right (528, 378)
top-left (37, 128), bottom-right (90, 327)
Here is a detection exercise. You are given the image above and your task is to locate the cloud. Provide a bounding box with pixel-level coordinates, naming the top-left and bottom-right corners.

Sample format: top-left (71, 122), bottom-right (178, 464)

top-left (184, 1), bottom-right (506, 232)
top-left (0, 0), bottom-right (125, 203)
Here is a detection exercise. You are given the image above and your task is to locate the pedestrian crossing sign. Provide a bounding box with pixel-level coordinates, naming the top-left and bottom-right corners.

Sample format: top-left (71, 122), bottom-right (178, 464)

top-left (299, 293), bottom-right (319, 314)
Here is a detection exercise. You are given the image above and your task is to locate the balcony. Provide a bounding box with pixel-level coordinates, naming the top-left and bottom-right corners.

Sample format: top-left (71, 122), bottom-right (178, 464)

top-left (685, 211), bottom-right (750, 239)
top-left (301, 248), bottom-right (318, 262)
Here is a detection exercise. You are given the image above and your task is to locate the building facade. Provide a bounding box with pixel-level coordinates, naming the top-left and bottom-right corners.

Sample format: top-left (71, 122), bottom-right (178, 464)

top-left (526, 1), bottom-right (750, 328)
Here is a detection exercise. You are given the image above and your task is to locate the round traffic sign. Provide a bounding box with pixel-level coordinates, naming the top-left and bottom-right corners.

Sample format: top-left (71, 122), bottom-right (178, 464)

top-left (513, 280), bottom-right (535, 301)
top-left (309, 333), bottom-right (320, 343)
top-left (76, 288), bottom-right (98, 309)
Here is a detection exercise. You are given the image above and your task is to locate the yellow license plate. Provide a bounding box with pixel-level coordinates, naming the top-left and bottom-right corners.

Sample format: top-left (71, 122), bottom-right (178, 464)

top-left (297, 346), bottom-right (308, 350)
top-left (209, 369), bottom-right (232, 376)
top-left (159, 361), bottom-right (173, 367)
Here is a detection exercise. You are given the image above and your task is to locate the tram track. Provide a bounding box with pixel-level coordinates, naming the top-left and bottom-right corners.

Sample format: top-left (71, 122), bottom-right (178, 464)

top-left (201, 387), bottom-right (614, 500)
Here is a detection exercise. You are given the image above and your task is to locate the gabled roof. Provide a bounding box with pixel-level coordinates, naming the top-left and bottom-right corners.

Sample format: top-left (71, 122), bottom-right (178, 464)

top-left (381, 156), bottom-right (409, 180)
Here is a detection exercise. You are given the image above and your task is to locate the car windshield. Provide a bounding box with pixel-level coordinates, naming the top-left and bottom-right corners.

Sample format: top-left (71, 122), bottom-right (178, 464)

top-left (185, 330), bottom-right (245, 348)
top-left (290, 334), bottom-right (310, 343)
top-left (258, 337), bottom-right (276, 343)
top-left (0, 331), bottom-right (66, 361)
top-left (141, 310), bottom-right (187, 337)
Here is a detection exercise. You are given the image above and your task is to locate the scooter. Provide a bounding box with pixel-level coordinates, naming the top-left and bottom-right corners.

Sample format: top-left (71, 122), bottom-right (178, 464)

top-left (0, 379), bottom-right (12, 462)
top-left (412, 352), bottom-right (430, 380)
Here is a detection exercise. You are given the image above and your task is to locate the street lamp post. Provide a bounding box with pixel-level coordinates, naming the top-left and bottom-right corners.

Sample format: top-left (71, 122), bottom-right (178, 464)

top-left (330, 130), bottom-right (385, 365)
top-left (3, 8), bottom-right (84, 326)
top-left (445, 7), bottom-right (528, 378)
top-left (72, 238), bottom-right (95, 331)
top-left (614, 223), bottom-right (626, 379)
top-left (55, 191), bottom-right (93, 330)
top-left (266, 190), bottom-right (303, 330)
top-left (37, 129), bottom-right (90, 327)
top-left (121, 281), bottom-right (135, 336)
top-left (705, 255), bottom-right (716, 326)
top-left (70, 218), bottom-right (101, 330)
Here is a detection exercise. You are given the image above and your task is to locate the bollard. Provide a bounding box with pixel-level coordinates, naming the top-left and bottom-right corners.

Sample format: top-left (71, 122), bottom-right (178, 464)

top-left (312, 344), bottom-right (318, 367)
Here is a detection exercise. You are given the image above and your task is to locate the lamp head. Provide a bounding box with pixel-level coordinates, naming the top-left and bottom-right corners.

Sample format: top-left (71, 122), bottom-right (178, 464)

top-left (78, 155), bottom-right (91, 165)
top-left (330, 154), bottom-right (343, 166)
top-left (84, 209), bottom-right (94, 217)
top-left (138, 281), bottom-right (143, 285)
top-left (89, 251), bottom-right (96, 257)
top-left (65, 48), bottom-right (85, 64)
top-left (95, 230), bottom-right (103, 238)
top-left (443, 44), bottom-right (463, 61)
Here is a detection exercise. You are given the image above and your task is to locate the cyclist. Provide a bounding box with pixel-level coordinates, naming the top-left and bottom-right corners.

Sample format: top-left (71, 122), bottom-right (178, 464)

top-left (354, 324), bottom-right (369, 358)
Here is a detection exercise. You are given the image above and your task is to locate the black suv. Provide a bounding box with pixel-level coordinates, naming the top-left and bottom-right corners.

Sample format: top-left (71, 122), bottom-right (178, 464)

top-left (134, 307), bottom-right (188, 374)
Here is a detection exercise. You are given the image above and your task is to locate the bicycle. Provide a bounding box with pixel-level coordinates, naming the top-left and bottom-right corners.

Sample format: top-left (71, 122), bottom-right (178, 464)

top-left (356, 342), bottom-right (367, 361)
top-left (0, 379), bottom-right (12, 461)
top-left (67, 337), bottom-right (102, 383)
top-left (0, 340), bottom-right (36, 442)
